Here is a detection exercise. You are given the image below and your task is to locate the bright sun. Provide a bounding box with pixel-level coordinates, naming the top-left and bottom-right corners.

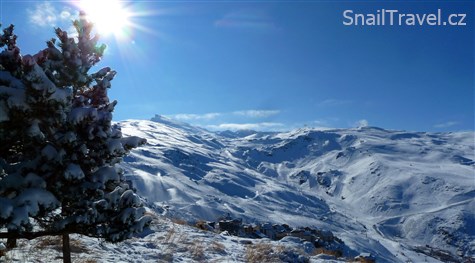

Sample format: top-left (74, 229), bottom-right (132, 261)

top-left (77, 0), bottom-right (132, 39)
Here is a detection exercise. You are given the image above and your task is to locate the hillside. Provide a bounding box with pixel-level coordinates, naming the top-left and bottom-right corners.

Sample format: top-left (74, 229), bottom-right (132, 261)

top-left (116, 116), bottom-right (475, 262)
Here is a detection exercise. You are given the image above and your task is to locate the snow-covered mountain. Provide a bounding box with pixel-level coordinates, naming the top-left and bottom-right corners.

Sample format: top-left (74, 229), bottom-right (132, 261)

top-left (119, 116), bottom-right (474, 263)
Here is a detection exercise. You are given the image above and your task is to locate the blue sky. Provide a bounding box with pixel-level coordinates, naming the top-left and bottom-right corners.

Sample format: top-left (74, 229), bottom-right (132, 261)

top-left (1, 1), bottom-right (473, 131)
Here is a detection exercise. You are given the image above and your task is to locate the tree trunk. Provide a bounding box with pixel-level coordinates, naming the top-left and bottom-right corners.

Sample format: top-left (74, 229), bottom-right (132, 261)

top-left (62, 233), bottom-right (71, 263)
top-left (6, 230), bottom-right (17, 249)
top-left (6, 237), bottom-right (16, 249)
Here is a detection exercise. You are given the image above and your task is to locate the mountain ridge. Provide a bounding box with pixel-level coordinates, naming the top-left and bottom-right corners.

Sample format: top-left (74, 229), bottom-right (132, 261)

top-left (120, 116), bottom-right (475, 262)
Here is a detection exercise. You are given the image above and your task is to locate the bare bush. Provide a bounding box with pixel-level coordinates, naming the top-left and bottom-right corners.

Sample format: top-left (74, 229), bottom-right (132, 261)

top-left (245, 243), bottom-right (282, 263)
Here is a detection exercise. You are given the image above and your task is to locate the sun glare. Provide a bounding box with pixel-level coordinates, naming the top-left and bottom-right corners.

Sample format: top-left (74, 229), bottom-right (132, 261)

top-left (77, 0), bottom-right (132, 39)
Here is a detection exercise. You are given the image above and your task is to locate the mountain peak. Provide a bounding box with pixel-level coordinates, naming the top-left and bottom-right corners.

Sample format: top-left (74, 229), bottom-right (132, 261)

top-left (120, 118), bottom-right (474, 262)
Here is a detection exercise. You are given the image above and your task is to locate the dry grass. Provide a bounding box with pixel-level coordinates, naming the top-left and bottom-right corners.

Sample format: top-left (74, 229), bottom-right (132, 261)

top-left (245, 243), bottom-right (282, 263)
top-left (163, 226), bottom-right (186, 245)
top-left (171, 218), bottom-right (188, 226)
top-left (69, 238), bottom-right (89, 253)
top-left (75, 259), bottom-right (98, 263)
top-left (159, 223), bottom-right (188, 259)
top-left (34, 236), bottom-right (62, 250)
top-left (314, 247), bottom-right (343, 258)
top-left (210, 240), bottom-right (226, 255)
top-left (350, 257), bottom-right (376, 263)
top-left (0, 235), bottom-right (93, 263)
top-left (163, 226), bottom-right (177, 244)
top-left (190, 239), bottom-right (205, 261)
top-left (33, 235), bottom-right (89, 253)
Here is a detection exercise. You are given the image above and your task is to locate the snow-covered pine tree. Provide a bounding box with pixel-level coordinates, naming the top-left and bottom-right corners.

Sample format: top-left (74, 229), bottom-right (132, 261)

top-left (0, 13), bottom-right (151, 262)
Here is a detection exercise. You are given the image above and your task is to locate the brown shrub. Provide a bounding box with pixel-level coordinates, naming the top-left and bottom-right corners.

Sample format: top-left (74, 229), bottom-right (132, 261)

top-left (171, 218), bottom-right (188, 226)
top-left (245, 243), bottom-right (282, 263)
top-left (314, 247), bottom-right (343, 258)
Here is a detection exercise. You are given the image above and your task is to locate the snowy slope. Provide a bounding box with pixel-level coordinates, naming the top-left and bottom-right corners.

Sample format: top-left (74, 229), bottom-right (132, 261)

top-left (3, 216), bottom-right (346, 263)
top-left (118, 116), bottom-right (474, 263)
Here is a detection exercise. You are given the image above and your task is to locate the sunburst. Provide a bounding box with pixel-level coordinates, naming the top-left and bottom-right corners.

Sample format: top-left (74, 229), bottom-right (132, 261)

top-left (76, 0), bottom-right (133, 39)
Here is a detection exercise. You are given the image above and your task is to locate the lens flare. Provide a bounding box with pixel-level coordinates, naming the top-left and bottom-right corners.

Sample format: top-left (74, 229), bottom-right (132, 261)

top-left (76, 0), bottom-right (132, 39)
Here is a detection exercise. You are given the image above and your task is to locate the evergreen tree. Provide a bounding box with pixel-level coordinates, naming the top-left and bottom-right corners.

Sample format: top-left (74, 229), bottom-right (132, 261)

top-left (0, 12), bottom-right (151, 262)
